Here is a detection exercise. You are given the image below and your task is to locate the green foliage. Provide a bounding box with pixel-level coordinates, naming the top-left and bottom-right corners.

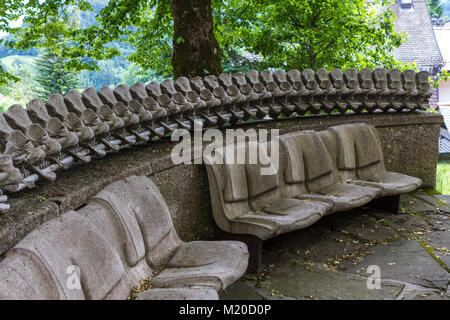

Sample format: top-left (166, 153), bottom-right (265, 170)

top-left (80, 58), bottom-right (125, 90)
top-left (426, 0), bottom-right (444, 18)
top-left (0, 0), bottom-right (408, 84)
top-left (33, 47), bottom-right (80, 100)
top-left (0, 64), bottom-right (20, 86)
top-left (0, 1), bottom-right (119, 79)
top-left (93, 0), bottom-right (408, 73)
top-left (0, 35), bottom-right (39, 59)
top-left (96, 0), bottom-right (174, 76)
top-left (222, 0), bottom-right (405, 71)
top-left (432, 70), bottom-right (449, 88)
top-left (222, 48), bottom-right (260, 74)
top-left (0, 56), bottom-right (35, 110)
top-left (436, 161), bottom-right (450, 195)
top-left (121, 63), bottom-right (166, 86)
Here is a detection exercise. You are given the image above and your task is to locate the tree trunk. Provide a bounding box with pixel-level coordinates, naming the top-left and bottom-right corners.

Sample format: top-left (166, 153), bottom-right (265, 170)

top-left (170, 0), bottom-right (222, 78)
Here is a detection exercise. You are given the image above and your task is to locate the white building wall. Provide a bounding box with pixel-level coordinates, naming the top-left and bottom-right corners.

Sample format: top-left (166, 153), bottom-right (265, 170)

top-left (439, 80), bottom-right (450, 104)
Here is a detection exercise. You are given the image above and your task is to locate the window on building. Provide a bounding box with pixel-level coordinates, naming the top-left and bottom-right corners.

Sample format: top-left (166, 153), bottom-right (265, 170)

top-left (399, 0), bottom-right (413, 9)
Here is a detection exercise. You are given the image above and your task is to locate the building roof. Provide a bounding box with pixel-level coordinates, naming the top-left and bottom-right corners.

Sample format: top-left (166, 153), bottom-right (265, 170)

top-left (440, 127), bottom-right (450, 154)
top-left (437, 105), bottom-right (450, 154)
top-left (390, 0), bottom-right (444, 72)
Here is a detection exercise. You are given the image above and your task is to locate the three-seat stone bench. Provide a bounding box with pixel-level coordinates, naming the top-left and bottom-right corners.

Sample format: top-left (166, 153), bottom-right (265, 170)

top-left (205, 123), bottom-right (421, 272)
top-left (0, 176), bottom-right (248, 300)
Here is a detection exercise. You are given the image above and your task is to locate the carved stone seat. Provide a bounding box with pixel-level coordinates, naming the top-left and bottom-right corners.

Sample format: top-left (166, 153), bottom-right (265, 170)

top-left (46, 93), bottom-right (95, 141)
top-left (219, 72), bottom-right (259, 119)
top-left (328, 123), bottom-right (422, 199)
top-left (285, 69), bottom-right (310, 114)
top-left (245, 70), bottom-right (272, 100)
top-left (0, 176), bottom-right (248, 299)
top-left (279, 130), bottom-right (381, 214)
top-left (316, 68), bottom-right (336, 95)
top-left (416, 71), bottom-right (433, 110)
top-left (190, 76), bottom-right (231, 124)
top-left (4, 105), bottom-right (62, 157)
top-left (82, 87), bottom-right (126, 130)
top-left (0, 113), bottom-right (46, 166)
top-left (260, 69), bottom-right (285, 98)
top-left (145, 82), bottom-right (182, 131)
top-left (0, 154), bottom-right (24, 191)
top-left (387, 69), bottom-right (405, 111)
top-left (0, 211), bottom-right (123, 299)
top-left (245, 70), bottom-right (282, 117)
top-left (286, 69), bottom-right (309, 96)
top-left (89, 176), bottom-right (247, 293)
top-left (401, 70), bottom-right (420, 110)
top-left (27, 98), bottom-right (79, 149)
top-left (205, 141), bottom-right (329, 271)
top-left (141, 97), bottom-right (168, 123)
top-left (270, 70), bottom-right (298, 116)
top-left (299, 69), bottom-right (323, 113)
top-left (64, 90), bottom-right (110, 136)
top-left (302, 69), bottom-right (323, 96)
top-left (329, 69), bottom-right (349, 95)
top-left (358, 68), bottom-right (377, 96)
top-left (113, 85), bottom-right (153, 123)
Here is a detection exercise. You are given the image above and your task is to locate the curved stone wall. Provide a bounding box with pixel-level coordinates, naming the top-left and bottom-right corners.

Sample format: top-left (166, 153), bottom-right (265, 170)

top-left (0, 68), bottom-right (433, 204)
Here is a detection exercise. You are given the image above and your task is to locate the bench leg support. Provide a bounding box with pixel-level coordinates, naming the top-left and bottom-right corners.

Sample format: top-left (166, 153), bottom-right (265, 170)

top-left (368, 195), bottom-right (401, 214)
top-left (214, 228), bottom-right (263, 274)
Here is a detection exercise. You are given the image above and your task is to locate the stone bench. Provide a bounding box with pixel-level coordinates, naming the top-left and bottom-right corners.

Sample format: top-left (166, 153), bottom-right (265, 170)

top-left (205, 123), bottom-right (421, 272)
top-left (321, 123), bottom-right (422, 206)
top-left (0, 176), bottom-right (248, 300)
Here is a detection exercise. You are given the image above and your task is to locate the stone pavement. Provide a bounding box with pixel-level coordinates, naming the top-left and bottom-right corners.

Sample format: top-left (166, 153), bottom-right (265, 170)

top-left (220, 190), bottom-right (450, 300)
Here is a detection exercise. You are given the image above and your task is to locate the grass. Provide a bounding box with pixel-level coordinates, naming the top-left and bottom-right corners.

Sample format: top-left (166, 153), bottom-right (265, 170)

top-left (436, 160), bottom-right (450, 195)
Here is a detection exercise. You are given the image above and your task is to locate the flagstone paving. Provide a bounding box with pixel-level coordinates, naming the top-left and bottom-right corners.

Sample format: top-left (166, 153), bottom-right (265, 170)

top-left (220, 191), bottom-right (450, 300)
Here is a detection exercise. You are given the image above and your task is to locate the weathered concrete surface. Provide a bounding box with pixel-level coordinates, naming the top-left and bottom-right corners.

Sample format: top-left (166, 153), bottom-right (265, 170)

top-left (0, 142), bottom-right (159, 256)
top-left (221, 192), bottom-right (450, 300)
top-left (0, 113), bottom-right (442, 256)
top-left (151, 164), bottom-right (215, 241)
top-left (0, 200), bottom-right (59, 256)
top-left (236, 112), bottom-right (441, 188)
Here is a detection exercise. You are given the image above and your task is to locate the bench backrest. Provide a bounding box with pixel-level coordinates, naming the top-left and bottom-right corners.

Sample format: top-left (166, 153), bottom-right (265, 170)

top-left (329, 123), bottom-right (385, 180)
top-left (0, 176), bottom-right (181, 300)
top-left (206, 141), bottom-right (281, 219)
top-left (0, 211), bottom-right (124, 300)
top-left (280, 130), bottom-right (337, 194)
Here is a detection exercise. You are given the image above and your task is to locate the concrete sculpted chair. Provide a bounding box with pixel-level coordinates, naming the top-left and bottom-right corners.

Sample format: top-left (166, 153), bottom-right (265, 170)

top-left (325, 123), bottom-right (422, 211)
top-left (0, 211), bottom-right (124, 300)
top-left (0, 176), bottom-right (248, 300)
top-left (279, 130), bottom-right (382, 214)
top-left (205, 141), bottom-right (331, 271)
